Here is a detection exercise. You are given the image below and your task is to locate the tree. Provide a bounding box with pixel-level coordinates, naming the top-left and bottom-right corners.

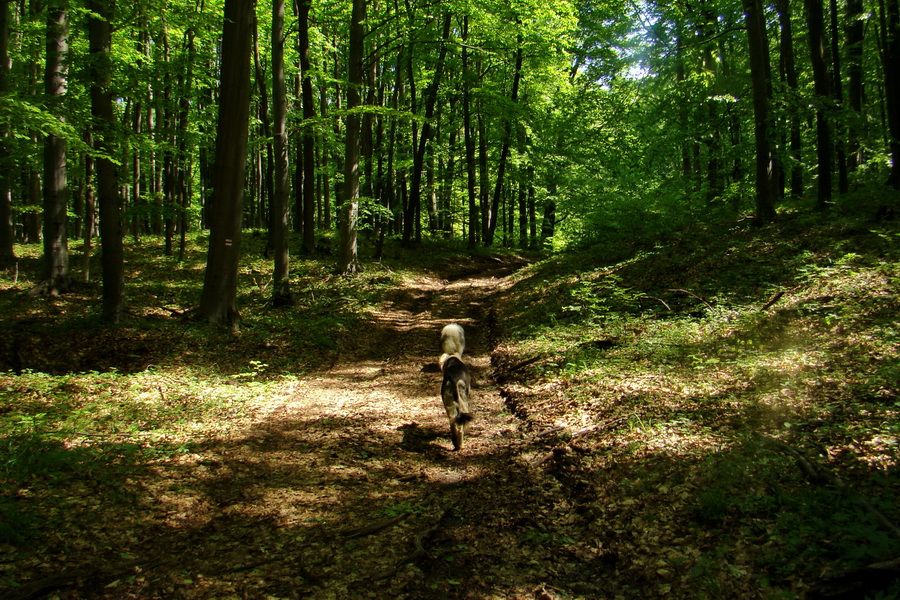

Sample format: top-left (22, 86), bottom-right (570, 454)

top-left (271, 0), bottom-right (292, 306)
top-left (38, 1), bottom-right (70, 295)
top-left (295, 0), bottom-right (316, 254)
top-left (742, 0), bottom-right (776, 223)
top-left (0, 0), bottom-right (14, 266)
top-left (199, 0), bottom-right (255, 327)
top-left (337, 0), bottom-right (364, 274)
top-left (88, 0), bottom-right (125, 322)
top-left (883, 0), bottom-right (900, 189)
top-left (805, 0), bottom-right (833, 209)
top-left (402, 11), bottom-right (452, 246)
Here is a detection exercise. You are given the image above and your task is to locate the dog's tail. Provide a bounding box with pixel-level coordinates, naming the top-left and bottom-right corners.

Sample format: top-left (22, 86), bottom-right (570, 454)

top-left (455, 412), bottom-right (474, 425)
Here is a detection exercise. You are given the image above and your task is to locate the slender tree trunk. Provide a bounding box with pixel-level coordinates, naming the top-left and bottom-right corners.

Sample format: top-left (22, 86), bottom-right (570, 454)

top-left (337, 0), bottom-right (365, 274)
top-left (883, 0), bottom-right (900, 189)
top-left (0, 0), bottom-right (14, 265)
top-left (486, 33), bottom-right (523, 246)
top-left (461, 16), bottom-right (478, 250)
top-left (39, 3), bottom-right (70, 294)
top-left (177, 31), bottom-right (195, 261)
top-left (295, 0), bottom-right (316, 254)
top-left (743, 0), bottom-right (777, 224)
top-left (199, 0), bottom-right (255, 327)
top-left (402, 12), bottom-right (451, 246)
top-left (88, 0), bottom-right (125, 322)
top-left (162, 28), bottom-right (176, 256)
top-left (846, 0), bottom-right (865, 171)
top-left (777, 0), bottom-right (804, 196)
top-left (806, 0), bottom-right (834, 208)
top-left (829, 0), bottom-right (849, 193)
top-left (82, 128), bottom-right (95, 282)
top-left (271, 0), bottom-right (292, 306)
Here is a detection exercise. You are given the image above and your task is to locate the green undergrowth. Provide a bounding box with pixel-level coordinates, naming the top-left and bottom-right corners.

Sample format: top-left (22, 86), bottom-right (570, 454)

top-left (492, 207), bottom-right (900, 597)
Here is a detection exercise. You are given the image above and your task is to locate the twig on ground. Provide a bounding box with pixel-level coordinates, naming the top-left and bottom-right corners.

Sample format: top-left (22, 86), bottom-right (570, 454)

top-left (668, 288), bottom-right (714, 311)
top-left (340, 513), bottom-right (409, 539)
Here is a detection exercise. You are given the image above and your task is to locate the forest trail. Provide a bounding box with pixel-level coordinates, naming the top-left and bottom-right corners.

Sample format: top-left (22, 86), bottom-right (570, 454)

top-left (135, 256), bottom-right (571, 600)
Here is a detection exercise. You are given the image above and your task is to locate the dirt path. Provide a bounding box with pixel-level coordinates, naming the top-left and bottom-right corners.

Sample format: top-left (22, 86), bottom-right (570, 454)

top-left (129, 257), bottom-right (583, 600)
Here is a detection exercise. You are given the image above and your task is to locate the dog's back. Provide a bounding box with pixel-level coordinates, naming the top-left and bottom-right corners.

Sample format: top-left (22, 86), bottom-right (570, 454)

top-left (441, 355), bottom-right (473, 450)
top-left (441, 323), bottom-right (465, 361)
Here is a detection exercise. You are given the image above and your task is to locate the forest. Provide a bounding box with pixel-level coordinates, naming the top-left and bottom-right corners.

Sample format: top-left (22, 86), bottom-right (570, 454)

top-left (1, 0), bottom-right (900, 597)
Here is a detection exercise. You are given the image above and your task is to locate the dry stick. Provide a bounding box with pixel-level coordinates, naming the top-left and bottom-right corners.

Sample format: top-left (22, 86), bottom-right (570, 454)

top-left (373, 507), bottom-right (449, 580)
top-left (761, 290), bottom-right (785, 311)
top-left (668, 288), bottom-right (715, 311)
top-left (757, 434), bottom-right (900, 540)
top-left (642, 295), bottom-right (673, 311)
top-left (340, 513), bottom-right (409, 539)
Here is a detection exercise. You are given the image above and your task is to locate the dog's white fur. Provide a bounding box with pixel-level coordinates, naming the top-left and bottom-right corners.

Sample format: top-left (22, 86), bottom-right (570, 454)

top-left (439, 323), bottom-right (473, 451)
top-left (440, 323), bottom-right (465, 365)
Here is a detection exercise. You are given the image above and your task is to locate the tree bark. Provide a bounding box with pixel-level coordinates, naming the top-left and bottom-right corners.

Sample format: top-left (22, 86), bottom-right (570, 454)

top-left (845, 0), bottom-right (865, 171)
top-left (461, 15), bottom-right (478, 250)
top-left (40, 3), bottom-right (70, 294)
top-left (337, 0), bottom-right (365, 274)
top-left (486, 33), bottom-right (523, 246)
top-left (806, 0), bottom-right (834, 208)
top-left (199, 0), bottom-right (255, 327)
top-left (742, 0), bottom-right (777, 224)
top-left (402, 12), bottom-right (452, 246)
top-left (88, 0), bottom-right (125, 322)
top-left (829, 0), bottom-right (849, 193)
top-left (295, 0), bottom-right (316, 254)
top-left (0, 0), bottom-right (14, 265)
top-left (777, 0), bottom-right (804, 196)
top-left (883, 0), bottom-right (900, 189)
top-left (271, 0), bottom-right (292, 306)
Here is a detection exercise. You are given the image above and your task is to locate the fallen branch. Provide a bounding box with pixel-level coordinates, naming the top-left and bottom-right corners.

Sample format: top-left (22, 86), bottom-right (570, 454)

top-left (761, 291), bottom-right (785, 311)
top-left (668, 288), bottom-right (714, 311)
top-left (340, 513), bottom-right (409, 539)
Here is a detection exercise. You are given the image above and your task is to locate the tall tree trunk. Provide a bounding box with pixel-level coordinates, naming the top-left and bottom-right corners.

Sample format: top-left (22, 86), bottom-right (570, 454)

top-left (486, 33), bottom-right (523, 246)
top-left (39, 3), bottom-right (70, 294)
top-left (462, 15), bottom-right (478, 250)
top-left (402, 12), bottom-right (452, 246)
top-left (82, 128), bottom-right (95, 282)
top-left (777, 0), bottom-right (804, 196)
top-left (806, 0), bottom-right (834, 208)
top-left (271, 0), bottom-right (292, 306)
top-left (0, 0), bottom-right (14, 265)
top-left (845, 0), bottom-right (865, 171)
top-left (829, 0), bottom-right (849, 193)
top-left (162, 28), bottom-right (176, 256)
top-left (199, 0), bottom-right (255, 327)
top-left (337, 0), bottom-right (365, 274)
top-left (88, 0), bottom-right (125, 322)
top-left (883, 0), bottom-right (900, 189)
top-left (743, 0), bottom-right (777, 224)
top-left (177, 31), bottom-right (195, 261)
top-left (295, 0), bottom-right (316, 254)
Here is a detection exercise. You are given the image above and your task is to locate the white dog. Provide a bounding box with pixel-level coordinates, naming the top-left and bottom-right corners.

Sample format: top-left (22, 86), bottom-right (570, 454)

top-left (439, 323), bottom-right (473, 450)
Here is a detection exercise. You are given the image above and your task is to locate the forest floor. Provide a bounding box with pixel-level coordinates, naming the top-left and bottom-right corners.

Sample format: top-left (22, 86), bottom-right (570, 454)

top-left (2, 209), bottom-right (900, 599)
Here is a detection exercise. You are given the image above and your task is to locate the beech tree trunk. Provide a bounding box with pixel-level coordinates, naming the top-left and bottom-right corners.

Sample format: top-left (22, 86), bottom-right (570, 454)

top-left (271, 0), bottom-right (292, 306)
top-left (0, 0), bottom-right (14, 265)
top-left (743, 0), bottom-right (777, 224)
top-left (846, 0), bottom-right (865, 171)
top-left (88, 0), bottom-right (125, 322)
top-left (884, 0), bottom-right (900, 189)
top-left (199, 0), bottom-right (254, 327)
top-left (295, 0), bottom-right (316, 254)
top-left (486, 34), bottom-right (522, 246)
top-left (402, 12), bottom-right (451, 246)
top-left (806, 0), bottom-right (834, 208)
top-left (462, 16), bottom-right (478, 250)
top-left (777, 0), bottom-right (804, 196)
top-left (337, 0), bottom-right (365, 274)
top-left (40, 3), bottom-right (70, 294)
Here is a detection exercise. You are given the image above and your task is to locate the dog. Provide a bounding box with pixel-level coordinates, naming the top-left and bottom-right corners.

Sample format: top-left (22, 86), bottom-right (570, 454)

top-left (440, 323), bottom-right (473, 450)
